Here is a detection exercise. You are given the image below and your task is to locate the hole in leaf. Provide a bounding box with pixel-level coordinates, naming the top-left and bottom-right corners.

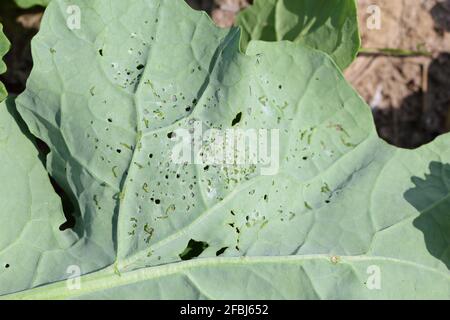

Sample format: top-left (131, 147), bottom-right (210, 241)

top-left (136, 64), bottom-right (144, 70)
top-left (179, 239), bottom-right (209, 261)
top-left (4, 264), bottom-right (10, 269)
top-left (216, 247), bottom-right (228, 256)
top-left (231, 112), bottom-right (242, 126)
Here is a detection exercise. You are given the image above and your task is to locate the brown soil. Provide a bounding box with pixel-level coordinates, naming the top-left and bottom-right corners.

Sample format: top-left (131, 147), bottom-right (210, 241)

top-left (346, 0), bottom-right (450, 148)
top-left (1, 0), bottom-right (449, 149)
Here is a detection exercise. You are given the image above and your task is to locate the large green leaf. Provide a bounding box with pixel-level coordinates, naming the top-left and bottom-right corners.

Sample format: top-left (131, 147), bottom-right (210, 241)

top-left (0, 98), bottom-right (88, 295)
top-left (2, 0), bottom-right (449, 299)
top-left (236, 0), bottom-right (361, 70)
top-left (0, 24), bottom-right (10, 102)
top-left (14, 0), bottom-right (51, 8)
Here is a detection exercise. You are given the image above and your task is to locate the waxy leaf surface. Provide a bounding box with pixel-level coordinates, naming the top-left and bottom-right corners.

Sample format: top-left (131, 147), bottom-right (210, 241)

top-left (1, 0), bottom-right (448, 299)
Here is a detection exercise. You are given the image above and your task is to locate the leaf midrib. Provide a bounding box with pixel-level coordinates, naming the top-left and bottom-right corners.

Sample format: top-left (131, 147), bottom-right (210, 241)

top-left (3, 254), bottom-right (449, 300)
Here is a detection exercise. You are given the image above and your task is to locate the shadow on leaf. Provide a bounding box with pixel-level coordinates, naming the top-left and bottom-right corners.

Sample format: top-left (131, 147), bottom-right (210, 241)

top-left (404, 161), bottom-right (450, 269)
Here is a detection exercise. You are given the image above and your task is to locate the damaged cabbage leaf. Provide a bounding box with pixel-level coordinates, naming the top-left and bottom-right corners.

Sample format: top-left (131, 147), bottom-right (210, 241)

top-left (236, 0), bottom-right (360, 69)
top-left (0, 98), bottom-right (94, 295)
top-left (0, 24), bottom-right (10, 102)
top-left (3, 0), bottom-right (449, 299)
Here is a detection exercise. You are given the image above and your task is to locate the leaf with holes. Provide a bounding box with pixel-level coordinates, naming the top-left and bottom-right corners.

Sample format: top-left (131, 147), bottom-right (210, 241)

top-left (236, 0), bottom-right (361, 70)
top-left (2, 0), bottom-right (449, 299)
top-left (0, 24), bottom-right (10, 102)
top-left (0, 98), bottom-right (84, 293)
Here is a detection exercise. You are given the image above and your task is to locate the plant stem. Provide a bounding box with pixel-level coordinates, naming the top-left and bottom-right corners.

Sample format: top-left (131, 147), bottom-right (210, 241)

top-left (359, 47), bottom-right (432, 57)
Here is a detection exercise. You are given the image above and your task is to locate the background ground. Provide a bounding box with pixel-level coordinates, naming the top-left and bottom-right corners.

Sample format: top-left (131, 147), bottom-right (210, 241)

top-left (1, 0), bottom-right (449, 149)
